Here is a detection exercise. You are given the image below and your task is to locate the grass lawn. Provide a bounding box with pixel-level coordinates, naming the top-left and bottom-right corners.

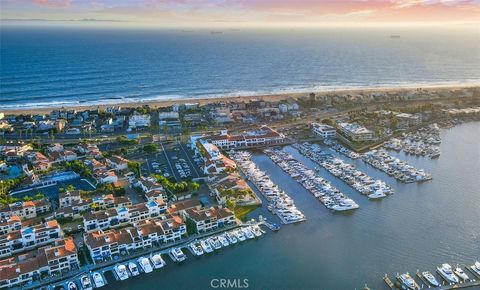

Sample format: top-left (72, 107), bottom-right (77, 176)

top-left (234, 205), bottom-right (259, 221)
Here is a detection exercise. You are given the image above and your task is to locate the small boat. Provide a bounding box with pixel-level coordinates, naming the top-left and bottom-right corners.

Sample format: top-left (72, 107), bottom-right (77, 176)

top-left (368, 189), bottom-right (387, 199)
top-left (225, 232), bottom-right (238, 244)
top-left (454, 267), bottom-right (469, 280)
top-left (188, 241), bottom-right (204, 256)
top-left (397, 273), bottom-right (418, 290)
top-left (200, 239), bottom-right (213, 253)
top-left (437, 263), bottom-right (459, 284)
top-left (208, 237), bottom-right (221, 250)
top-left (114, 264), bottom-right (129, 280)
top-left (92, 272), bottom-right (105, 288)
top-left (149, 254), bottom-right (166, 269)
top-left (128, 262), bottom-right (140, 276)
top-left (470, 261), bottom-right (480, 276)
top-left (67, 281), bottom-right (78, 290)
top-left (217, 235), bottom-right (230, 247)
top-left (421, 271), bottom-right (440, 287)
top-left (138, 257), bottom-right (153, 273)
top-left (169, 247), bottom-right (186, 262)
top-left (80, 275), bottom-right (93, 290)
top-left (242, 227), bottom-right (255, 239)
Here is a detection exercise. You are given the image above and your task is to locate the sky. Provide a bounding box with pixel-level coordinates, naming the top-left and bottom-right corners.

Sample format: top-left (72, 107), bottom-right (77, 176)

top-left (1, 0), bottom-right (480, 28)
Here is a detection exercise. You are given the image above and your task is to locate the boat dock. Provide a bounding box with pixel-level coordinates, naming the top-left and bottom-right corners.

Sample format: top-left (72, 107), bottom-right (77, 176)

top-left (382, 264), bottom-right (480, 290)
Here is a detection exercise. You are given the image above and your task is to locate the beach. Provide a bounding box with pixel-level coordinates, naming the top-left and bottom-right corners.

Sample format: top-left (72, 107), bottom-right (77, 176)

top-left (3, 84), bottom-right (479, 115)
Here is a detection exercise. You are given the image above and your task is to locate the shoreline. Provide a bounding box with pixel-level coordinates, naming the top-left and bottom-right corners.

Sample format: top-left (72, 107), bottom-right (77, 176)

top-left (3, 83), bottom-right (479, 115)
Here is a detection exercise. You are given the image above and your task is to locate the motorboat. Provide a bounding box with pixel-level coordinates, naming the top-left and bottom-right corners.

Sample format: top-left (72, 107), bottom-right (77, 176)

top-left (437, 263), bottom-right (459, 283)
top-left (138, 257), bottom-right (153, 273)
top-left (128, 262), bottom-right (140, 276)
top-left (454, 267), bottom-right (469, 280)
top-left (331, 199), bottom-right (359, 211)
top-left (114, 264), bottom-right (129, 280)
top-left (80, 275), bottom-right (93, 290)
top-left (208, 237), bottom-right (222, 250)
top-left (217, 235), bottom-right (230, 247)
top-left (470, 261), bottom-right (480, 276)
top-left (421, 271), bottom-right (440, 287)
top-left (188, 241), bottom-right (204, 256)
top-left (67, 281), bottom-right (78, 290)
top-left (149, 254), bottom-right (166, 269)
top-left (242, 227), bottom-right (255, 239)
top-left (225, 231), bottom-right (238, 244)
top-left (397, 273), bottom-right (418, 290)
top-left (92, 272), bottom-right (105, 288)
top-left (251, 225), bottom-right (262, 237)
top-left (235, 229), bottom-right (246, 241)
top-left (368, 189), bottom-right (387, 199)
top-left (200, 239), bottom-right (213, 253)
top-left (169, 247), bottom-right (186, 262)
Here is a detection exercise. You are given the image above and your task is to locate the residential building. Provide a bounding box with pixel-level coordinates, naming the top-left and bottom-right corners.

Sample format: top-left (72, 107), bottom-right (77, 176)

top-left (106, 155), bottom-right (129, 171)
top-left (0, 238), bottom-right (79, 288)
top-left (311, 123), bottom-right (337, 138)
top-left (0, 200), bottom-right (51, 221)
top-left (184, 206), bottom-right (236, 233)
top-left (338, 122), bottom-right (375, 142)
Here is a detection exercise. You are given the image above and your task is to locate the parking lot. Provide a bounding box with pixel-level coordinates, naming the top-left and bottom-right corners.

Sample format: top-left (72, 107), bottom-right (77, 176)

top-left (142, 141), bottom-right (205, 182)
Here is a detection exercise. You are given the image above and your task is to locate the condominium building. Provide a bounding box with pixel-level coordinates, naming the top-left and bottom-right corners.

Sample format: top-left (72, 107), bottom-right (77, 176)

top-left (184, 206), bottom-right (236, 233)
top-left (311, 123), bottom-right (337, 138)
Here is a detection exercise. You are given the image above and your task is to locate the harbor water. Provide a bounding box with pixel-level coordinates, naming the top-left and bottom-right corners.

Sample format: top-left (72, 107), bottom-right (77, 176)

top-left (104, 122), bottom-right (480, 290)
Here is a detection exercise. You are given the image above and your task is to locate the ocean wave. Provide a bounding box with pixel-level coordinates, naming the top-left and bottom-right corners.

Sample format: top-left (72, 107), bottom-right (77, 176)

top-left (2, 80), bottom-right (479, 111)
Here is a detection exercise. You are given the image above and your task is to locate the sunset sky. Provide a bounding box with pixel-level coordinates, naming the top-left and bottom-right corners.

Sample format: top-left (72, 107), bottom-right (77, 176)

top-left (1, 0), bottom-right (480, 28)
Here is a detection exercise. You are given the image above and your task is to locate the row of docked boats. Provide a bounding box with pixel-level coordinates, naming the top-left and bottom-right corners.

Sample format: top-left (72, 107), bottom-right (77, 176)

top-left (114, 253), bottom-right (166, 281)
top-left (187, 225), bottom-right (264, 255)
top-left (383, 137), bottom-right (440, 159)
top-left (295, 143), bottom-right (393, 199)
top-left (264, 148), bottom-right (359, 211)
top-left (362, 149), bottom-right (432, 183)
top-left (113, 225), bottom-right (265, 281)
top-left (230, 150), bottom-right (305, 224)
top-left (65, 272), bottom-right (105, 290)
top-left (324, 139), bottom-right (362, 159)
top-left (393, 261), bottom-right (480, 290)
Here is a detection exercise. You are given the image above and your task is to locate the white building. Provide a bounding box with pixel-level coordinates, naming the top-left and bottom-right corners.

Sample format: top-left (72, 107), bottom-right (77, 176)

top-left (128, 114), bottom-right (151, 130)
top-left (311, 123), bottom-right (336, 138)
top-left (338, 122), bottom-right (375, 142)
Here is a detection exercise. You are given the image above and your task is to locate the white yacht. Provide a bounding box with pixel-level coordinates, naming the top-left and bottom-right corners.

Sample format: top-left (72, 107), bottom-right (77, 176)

top-left (138, 257), bottom-right (153, 273)
top-left (251, 225), bottom-right (263, 237)
top-left (225, 232), bottom-right (238, 244)
top-left (169, 247), bottom-right (186, 262)
top-left (437, 263), bottom-right (459, 283)
top-left (149, 254), bottom-right (166, 269)
top-left (92, 272), bottom-right (105, 288)
top-left (208, 237), bottom-right (222, 250)
top-left (200, 239), bottom-right (213, 253)
top-left (398, 273), bottom-right (418, 290)
top-left (235, 229), bottom-right (246, 241)
top-left (470, 261), bottom-right (480, 276)
top-left (188, 241), bottom-right (204, 256)
top-left (217, 235), bottom-right (230, 247)
top-left (114, 264), bottom-right (129, 280)
top-left (368, 189), bottom-right (387, 199)
top-left (67, 281), bottom-right (78, 290)
top-left (454, 267), bottom-right (469, 280)
top-left (80, 275), bottom-right (93, 290)
top-left (332, 199), bottom-right (359, 211)
top-left (128, 262), bottom-right (140, 276)
top-left (421, 271), bottom-right (440, 287)
top-left (242, 227), bottom-right (255, 239)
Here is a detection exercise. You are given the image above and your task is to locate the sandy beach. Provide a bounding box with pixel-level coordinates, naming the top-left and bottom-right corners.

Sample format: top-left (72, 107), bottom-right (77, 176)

top-left (3, 84), bottom-right (479, 115)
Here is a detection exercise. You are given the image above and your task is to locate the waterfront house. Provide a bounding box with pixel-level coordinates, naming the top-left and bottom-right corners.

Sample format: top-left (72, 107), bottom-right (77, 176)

top-left (184, 206), bottom-right (236, 233)
top-left (338, 122), bottom-right (375, 142)
top-left (0, 237), bottom-right (79, 288)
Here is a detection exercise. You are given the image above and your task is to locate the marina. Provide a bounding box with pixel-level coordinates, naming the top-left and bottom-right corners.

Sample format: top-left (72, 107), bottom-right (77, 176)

top-left (362, 149), bottom-right (432, 183)
top-left (295, 142), bottom-right (393, 199)
top-left (383, 260), bottom-right (480, 290)
top-left (48, 224), bottom-right (268, 290)
top-left (264, 147), bottom-right (359, 211)
top-left (229, 150), bottom-right (306, 224)
top-left (383, 124), bottom-right (442, 159)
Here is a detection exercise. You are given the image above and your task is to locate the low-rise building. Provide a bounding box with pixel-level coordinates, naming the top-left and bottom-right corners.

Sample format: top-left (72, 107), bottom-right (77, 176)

top-left (184, 206), bottom-right (236, 233)
top-left (0, 220), bottom-right (62, 258)
top-left (311, 123), bottom-right (336, 138)
top-left (0, 216), bottom-right (21, 235)
top-left (0, 200), bottom-right (51, 221)
top-left (338, 122), bottom-right (375, 142)
top-left (0, 238), bottom-right (79, 288)
top-left (106, 155), bottom-right (129, 171)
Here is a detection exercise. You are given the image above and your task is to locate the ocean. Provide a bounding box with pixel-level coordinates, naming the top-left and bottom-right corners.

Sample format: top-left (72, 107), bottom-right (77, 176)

top-left (1, 26), bottom-right (479, 109)
top-left (102, 122), bottom-right (480, 290)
